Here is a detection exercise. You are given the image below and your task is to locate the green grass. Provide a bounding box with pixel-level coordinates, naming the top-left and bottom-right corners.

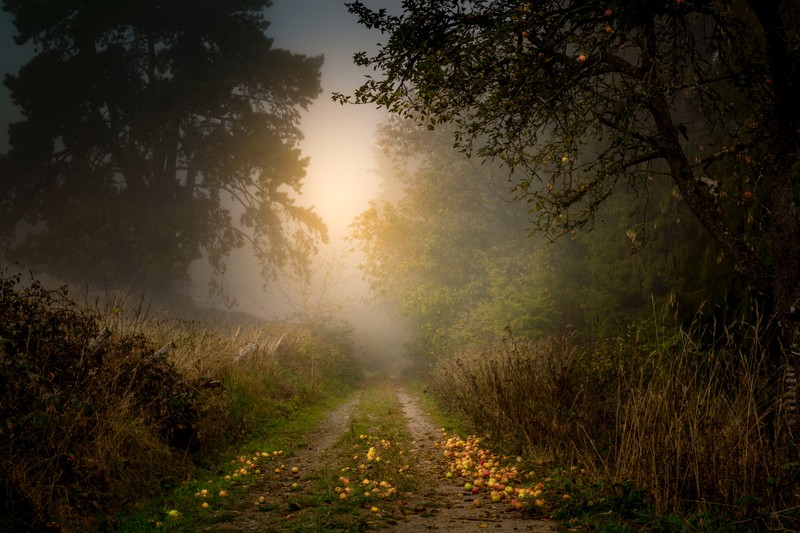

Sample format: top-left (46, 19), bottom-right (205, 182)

top-left (406, 379), bottom-right (476, 438)
top-left (113, 390), bottom-right (356, 532)
top-left (274, 380), bottom-right (422, 531)
top-left (114, 380), bottom-right (422, 532)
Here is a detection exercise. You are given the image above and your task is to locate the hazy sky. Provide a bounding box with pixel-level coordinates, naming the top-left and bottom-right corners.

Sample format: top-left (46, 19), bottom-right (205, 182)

top-left (0, 1), bottom-right (401, 318)
top-left (267, 0), bottom-right (398, 241)
top-left (229, 0), bottom-right (400, 316)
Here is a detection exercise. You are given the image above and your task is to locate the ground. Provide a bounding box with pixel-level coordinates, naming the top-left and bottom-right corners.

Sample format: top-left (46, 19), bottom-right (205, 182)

top-left (201, 381), bottom-right (556, 531)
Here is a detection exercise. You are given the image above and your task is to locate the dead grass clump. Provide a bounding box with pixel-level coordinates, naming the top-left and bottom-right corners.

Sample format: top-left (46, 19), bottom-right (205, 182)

top-left (613, 317), bottom-right (795, 522)
top-left (431, 317), bottom-right (798, 525)
top-left (0, 273), bottom-right (365, 530)
top-left (431, 332), bottom-right (617, 456)
top-left (0, 275), bottom-right (192, 529)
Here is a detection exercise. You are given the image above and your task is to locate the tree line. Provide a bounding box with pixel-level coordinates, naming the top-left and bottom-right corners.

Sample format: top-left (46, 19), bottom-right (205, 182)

top-left (339, 0), bottom-right (800, 358)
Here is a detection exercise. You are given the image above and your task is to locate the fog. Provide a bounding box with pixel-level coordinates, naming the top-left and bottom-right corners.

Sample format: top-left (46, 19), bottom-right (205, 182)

top-left (0, 1), bottom-right (410, 370)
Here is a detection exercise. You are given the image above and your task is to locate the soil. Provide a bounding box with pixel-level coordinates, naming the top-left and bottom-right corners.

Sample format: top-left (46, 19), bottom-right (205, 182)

top-left (389, 389), bottom-right (555, 532)
top-left (206, 384), bottom-right (556, 532)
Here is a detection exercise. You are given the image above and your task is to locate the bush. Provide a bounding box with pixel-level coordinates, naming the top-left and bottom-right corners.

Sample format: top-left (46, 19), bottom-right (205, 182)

top-left (0, 275), bottom-right (195, 529)
top-left (0, 273), bottom-right (365, 530)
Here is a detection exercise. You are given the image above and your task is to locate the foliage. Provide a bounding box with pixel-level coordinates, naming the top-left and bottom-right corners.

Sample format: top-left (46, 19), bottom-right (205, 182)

top-left (351, 118), bottom-right (739, 360)
top-left (339, 0), bottom-right (800, 332)
top-left (0, 272), bottom-right (363, 530)
top-left (351, 119), bottom-right (563, 358)
top-left (0, 0), bottom-right (327, 296)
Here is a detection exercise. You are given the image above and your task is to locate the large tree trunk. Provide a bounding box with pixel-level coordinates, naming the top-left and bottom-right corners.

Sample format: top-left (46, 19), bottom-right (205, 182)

top-left (751, 1), bottom-right (800, 346)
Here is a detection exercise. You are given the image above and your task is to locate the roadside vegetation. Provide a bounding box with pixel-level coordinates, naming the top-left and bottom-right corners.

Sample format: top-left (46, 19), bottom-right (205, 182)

top-left (0, 272), bottom-right (362, 531)
top-left (427, 313), bottom-right (798, 530)
top-left (5, 266), bottom-right (796, 532)
top-left (350, 115), bottom-right (800, 529)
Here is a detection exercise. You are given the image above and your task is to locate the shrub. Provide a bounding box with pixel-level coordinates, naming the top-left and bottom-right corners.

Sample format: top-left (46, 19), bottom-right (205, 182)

top-left (0, 272), bottom-right (364, 530)
top-left (0, 274), bottom-right (194, 529)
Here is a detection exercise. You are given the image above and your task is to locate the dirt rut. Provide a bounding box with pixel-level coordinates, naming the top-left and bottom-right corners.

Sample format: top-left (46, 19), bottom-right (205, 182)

top-left (391, 389), bottom-right (554, 532)
top-left (205, 391), bottom-right (363, 531)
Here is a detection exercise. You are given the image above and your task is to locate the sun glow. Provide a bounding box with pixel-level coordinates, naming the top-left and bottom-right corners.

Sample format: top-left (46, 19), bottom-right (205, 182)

top-left (297, 92), bottom-right (383, 242)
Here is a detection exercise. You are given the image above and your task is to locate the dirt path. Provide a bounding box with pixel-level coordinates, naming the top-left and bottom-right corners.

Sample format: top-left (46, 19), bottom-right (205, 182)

top-left (205, 391), bottom-right (363, 531)
top-left (206, 383), bottom-right (555, 531)
top-left (391, 389), bottom-right (555, 532)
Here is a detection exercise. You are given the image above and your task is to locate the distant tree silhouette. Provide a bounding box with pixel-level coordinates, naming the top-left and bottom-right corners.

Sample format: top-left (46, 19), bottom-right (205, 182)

top-left (0, 0), bottom-right (327, 297)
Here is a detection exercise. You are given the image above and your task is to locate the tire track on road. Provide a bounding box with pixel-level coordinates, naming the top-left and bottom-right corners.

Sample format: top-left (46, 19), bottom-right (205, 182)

top-left (206, 389), bottom-right (363, 532)
top-left (393, 387), bottom-right (554, 532)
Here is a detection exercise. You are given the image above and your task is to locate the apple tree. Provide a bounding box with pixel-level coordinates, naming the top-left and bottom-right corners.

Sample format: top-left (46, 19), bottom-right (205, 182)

top-left (0, 0), bottom-right (327, 297)
top-left (338, 1), bottom-right (800, 349)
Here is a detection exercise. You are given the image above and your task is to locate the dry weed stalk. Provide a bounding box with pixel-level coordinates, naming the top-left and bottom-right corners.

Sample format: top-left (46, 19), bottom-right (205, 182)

top-left (1, 274), bottom-right (363, 530)
top-left (431, 313), bottom-right (797, 522)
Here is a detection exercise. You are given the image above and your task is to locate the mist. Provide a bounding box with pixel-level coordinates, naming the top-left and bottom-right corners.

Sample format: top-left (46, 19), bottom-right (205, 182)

top-left (3, 3), bottom-right (797, 529)
top-left (0, 0), bottom-right (411, 373)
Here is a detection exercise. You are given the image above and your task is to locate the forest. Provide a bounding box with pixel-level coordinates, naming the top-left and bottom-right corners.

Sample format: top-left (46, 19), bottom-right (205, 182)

top-left (1, 0), bottom-right (799, 531)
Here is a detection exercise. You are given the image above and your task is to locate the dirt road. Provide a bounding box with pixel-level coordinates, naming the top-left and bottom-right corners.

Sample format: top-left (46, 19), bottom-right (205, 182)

top-left (205, 382), bottom-right (555, 531)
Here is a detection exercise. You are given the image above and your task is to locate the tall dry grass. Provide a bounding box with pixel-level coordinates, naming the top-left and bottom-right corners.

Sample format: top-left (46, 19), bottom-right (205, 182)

top-left (430, 313), bottom-right (798, 524)
top-left (0, 273), bottom-right (363, 530)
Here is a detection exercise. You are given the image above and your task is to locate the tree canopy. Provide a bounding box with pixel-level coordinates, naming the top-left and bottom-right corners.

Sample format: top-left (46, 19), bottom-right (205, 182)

top-left (352, 118), bottom-right (736, 361)
top-left (338, 0), bottom-right (800, 344)
top-left (0, 0), bottom-right (327, 297)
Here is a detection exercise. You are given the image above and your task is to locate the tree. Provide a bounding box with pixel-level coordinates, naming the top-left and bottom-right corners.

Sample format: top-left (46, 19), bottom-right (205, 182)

top-left (354, 117), bottom-right (735, 361)
top-left (0, 0), bottom-right (327, 297)
top-left (352, 119), bottom-right (564, 358)
top-left (338, 1), bottom-right (799, 348)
